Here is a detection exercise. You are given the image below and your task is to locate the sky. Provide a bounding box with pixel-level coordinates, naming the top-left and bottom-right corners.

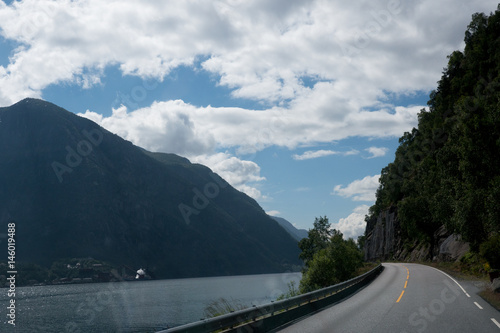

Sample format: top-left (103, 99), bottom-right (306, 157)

top-left (0, 0), bottom-right (498, 239)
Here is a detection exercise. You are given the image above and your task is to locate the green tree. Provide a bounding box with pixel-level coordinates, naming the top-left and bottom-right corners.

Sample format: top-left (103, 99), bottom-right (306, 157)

top-left (357, 235), bottom-right (366, 251)
top-left (298, 216), bottom-right (332, 268)
top-left (299, 248), bottom-right (335, 292)
top-left (480, 233), bottom-right (500, 269)
top-left (365, 5), bottom-right (500, 255)
top-left (299, 226), bottom-right (363, 293)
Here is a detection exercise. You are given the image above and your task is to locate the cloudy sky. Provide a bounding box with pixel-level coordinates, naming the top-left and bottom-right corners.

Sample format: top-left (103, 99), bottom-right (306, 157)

top-left (0, 0), bottom-right (498, 239)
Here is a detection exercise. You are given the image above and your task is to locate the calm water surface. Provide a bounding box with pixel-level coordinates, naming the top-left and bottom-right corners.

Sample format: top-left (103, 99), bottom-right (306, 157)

top-left (1, 272), bottom-right (301, 332)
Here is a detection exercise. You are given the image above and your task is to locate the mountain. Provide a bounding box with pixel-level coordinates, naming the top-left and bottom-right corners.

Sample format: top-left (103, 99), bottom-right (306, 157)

top-left (271, 216), bottom-right (308, 241)
top-left (364, 7), bottom-right (500, 263)
top-left (0, 98), bottom-right (302, 278)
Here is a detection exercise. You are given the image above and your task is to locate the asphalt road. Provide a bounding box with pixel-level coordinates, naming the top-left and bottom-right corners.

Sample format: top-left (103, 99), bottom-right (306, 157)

top-left (278, 263), bottom-right (500, 332)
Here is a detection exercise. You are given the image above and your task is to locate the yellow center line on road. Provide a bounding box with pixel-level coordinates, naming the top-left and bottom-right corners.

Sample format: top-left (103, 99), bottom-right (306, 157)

top-left (397, 265), bottom-right (410, 303)
top-left (396, 290), bottom-right (405, 303)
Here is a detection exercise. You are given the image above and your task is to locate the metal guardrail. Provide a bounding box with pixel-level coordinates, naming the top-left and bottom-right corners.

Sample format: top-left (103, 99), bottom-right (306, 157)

top-left (157, 264), bottom-right (383, 333)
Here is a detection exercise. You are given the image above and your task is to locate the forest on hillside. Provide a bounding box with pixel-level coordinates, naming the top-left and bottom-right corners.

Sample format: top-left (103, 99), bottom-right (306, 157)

top-left (366, 5), bottom-right (500, 268)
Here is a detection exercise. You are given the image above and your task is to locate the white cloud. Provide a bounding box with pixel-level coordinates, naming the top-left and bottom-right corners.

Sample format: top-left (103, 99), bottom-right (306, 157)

top-left (1, 0), bottom-right (497, 201)
top-left (365, 146), bottom-right (389, 159)
top-left (2, 0), bottom-right (492, 149)
top-left (266, 210), bottom-right (281, 217)
top-left (335, 205), bottom-right (370, 239)
top-left (292, 149), bottom-right (358, 161)
top-left (190, 152), bottom-right (266, 200)
top-left (80, 101), bottom-right (216, 157)
top-left (1, 0), bottom-right (496, 108)
top-left (78, 98), bottom-right (413, 163)
top-left (332, 175), bottom-right (381, 202)
top-left (191, 152), bottom-right (265, 185)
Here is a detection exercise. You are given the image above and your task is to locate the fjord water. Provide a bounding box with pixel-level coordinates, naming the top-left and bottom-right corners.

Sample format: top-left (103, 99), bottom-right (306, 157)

top-left (2, 272), bottom-right (301, 332)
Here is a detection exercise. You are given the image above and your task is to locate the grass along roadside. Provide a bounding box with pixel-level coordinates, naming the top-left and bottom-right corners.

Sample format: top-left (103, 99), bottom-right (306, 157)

top-left (355, 262), bottom-right (380, 276)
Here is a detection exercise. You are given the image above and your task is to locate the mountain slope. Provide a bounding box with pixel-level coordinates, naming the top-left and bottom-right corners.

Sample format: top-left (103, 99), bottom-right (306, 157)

top-left (0, 98), bottom-right (302, 278)
top-left (271, 216), bottom-right (308, 241)
top-left (365, 7), bottom-right (500, 261)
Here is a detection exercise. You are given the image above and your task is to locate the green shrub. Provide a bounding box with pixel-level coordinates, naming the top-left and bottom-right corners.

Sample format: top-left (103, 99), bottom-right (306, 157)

top-left (480, 234), bottom-right (500, 269)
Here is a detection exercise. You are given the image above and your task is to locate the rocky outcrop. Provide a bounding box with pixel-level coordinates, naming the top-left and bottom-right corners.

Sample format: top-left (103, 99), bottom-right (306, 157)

top-left (436, 230), bottom-right (470, 261)
top-left (364, 207), bottom-right (469, 262)
top-left (364, 206), bottom-right (401, 261)
top-left (492, 278), bottom-right (500, 293)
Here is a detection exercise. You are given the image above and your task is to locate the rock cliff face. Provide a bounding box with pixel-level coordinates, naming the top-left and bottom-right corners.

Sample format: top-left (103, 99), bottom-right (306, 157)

top-left (364, 206), bottom-right (401, 261)
top-left (364, 206), bottom-right (470, 262)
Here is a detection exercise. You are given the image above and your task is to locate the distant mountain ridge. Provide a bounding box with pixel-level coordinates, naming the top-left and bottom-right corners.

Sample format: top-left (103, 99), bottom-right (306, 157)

top-left (0, 98), bottom-right (302, 278)
top-left (271, 216), bottom-right (308, 241)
